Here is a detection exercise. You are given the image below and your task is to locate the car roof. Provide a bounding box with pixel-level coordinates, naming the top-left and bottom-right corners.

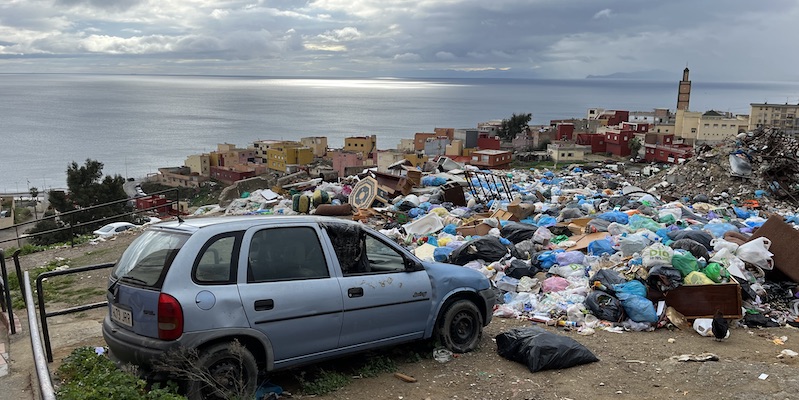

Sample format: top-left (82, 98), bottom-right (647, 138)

top-left (104, 221), bottom-right (135, 227)
top-left (151, 215), bottom-right (362, 234)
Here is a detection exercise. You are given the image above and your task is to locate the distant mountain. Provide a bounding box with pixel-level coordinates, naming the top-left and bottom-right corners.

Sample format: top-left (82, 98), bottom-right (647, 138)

top-left (586, 70), bottom-right (672, 80)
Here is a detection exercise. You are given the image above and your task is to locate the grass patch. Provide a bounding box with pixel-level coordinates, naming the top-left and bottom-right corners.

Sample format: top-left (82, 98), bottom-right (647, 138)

top-left (2, 234), bottom-right (95, 258)
top-left (291, 343), bottom-right (430, 396)
top-left (57, 346), bottom-right (185, 400)
top-left (296, 369), bottom-right (351, 396)
top-left (7, 257), bottom-right (107, 309)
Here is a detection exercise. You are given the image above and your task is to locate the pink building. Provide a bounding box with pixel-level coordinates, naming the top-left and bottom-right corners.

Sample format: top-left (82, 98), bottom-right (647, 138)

top-left (330, 150), bottom-right (368, 177)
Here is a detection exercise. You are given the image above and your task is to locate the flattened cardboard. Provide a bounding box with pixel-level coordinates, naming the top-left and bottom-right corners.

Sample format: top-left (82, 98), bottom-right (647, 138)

top-left (750, 214), bottom-right (799, 283)
top-left (566, 232), bottom-right (609, 251)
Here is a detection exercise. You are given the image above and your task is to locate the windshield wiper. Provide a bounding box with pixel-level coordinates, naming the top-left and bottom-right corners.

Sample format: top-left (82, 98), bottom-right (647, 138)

top-left (120, 275), bottom-right (150, 286)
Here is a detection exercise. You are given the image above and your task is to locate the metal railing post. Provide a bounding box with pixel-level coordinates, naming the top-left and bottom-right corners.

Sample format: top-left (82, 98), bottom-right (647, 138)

top-left (23, 271), bottom-right (57, 400)
top-left (0, 250), bottom-right (14, 334)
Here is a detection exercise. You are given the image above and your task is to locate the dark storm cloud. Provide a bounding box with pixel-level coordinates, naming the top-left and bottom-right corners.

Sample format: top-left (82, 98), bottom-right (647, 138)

top-left (0, 0), bottom-right (797, 80)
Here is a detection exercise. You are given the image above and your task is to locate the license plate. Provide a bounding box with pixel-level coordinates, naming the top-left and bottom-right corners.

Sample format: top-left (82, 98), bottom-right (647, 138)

top-left (111, 304), bottom-right (133, 328)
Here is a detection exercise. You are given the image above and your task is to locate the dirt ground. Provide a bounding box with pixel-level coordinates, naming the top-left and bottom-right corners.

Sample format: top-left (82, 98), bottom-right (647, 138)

top-left (3, 230), bottom-right (799, 400)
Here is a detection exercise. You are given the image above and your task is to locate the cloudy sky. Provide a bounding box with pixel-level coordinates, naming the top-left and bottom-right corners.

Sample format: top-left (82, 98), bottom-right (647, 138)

top-left (1, 0), bottom-right (798, 81)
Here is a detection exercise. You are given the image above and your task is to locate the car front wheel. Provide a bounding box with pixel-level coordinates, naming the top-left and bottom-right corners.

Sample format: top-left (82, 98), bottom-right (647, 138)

top-left (186, 342), bottom-right (258, 400)
top-left (437, 299), bottom-right (483, 353)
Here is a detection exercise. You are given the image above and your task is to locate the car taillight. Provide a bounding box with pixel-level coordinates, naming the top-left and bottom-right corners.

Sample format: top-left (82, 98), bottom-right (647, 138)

top-left (158, 293), bottom-right (183, 340)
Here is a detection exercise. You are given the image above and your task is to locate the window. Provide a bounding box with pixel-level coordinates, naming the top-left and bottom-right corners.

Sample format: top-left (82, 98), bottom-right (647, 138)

top-left (194, 234), bottom-right (239, 284)
top-left (248, 227), bottom-right (329, 282)
top-left (704, 124), bottom-right (710, 128)
top-left (363, 234), bottom-right (406, 273)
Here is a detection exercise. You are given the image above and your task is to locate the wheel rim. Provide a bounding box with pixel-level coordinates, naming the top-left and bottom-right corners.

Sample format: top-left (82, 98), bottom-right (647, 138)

top-left (203, 358), bottom-right (249, 398)
top-left (450, 311), bottom-right (476, 344)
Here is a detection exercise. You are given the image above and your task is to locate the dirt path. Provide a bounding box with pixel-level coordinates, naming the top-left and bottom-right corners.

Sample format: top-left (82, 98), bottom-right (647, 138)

top-left (3, 231), bottom-right (799, 400)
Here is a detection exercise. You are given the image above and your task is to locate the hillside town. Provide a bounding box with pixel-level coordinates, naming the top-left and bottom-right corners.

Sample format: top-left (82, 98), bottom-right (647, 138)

top-left (144, 68), bottom-right (796, 196)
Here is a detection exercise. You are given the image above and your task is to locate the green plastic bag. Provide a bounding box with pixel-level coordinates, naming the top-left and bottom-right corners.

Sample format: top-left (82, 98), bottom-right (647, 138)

top-left (629, 214), bottom-right (663, 232)
top-left (671, 249), bottom-right (698, 277)
top-left (702, 262), bottom-right (728, 283)
top-left (658, 214), bottom-right (676, 225)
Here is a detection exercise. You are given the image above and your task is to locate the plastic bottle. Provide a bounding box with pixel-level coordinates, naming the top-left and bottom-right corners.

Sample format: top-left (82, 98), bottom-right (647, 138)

top-left (557, 320), bottom-right (581, 328)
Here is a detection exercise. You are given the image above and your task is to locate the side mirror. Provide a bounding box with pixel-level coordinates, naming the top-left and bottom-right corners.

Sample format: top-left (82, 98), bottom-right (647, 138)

top-left (405, 259), bottom-right (424, 272)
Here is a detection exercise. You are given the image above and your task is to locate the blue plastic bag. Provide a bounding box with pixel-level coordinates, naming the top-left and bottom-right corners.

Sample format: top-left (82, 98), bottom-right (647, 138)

top-left (536, 216), bottom-right (557, 227)
top-left (433, 247), bottom-right (454, 262)
top-left (587, 239), bottom-right (614, 255)
top-left (537, 250), bottom-right (564, 269)
top-left (443, 224), bottom-right (457, 235)
top-left (597, 211), bottom-right (629, 224)
top-left (613, 280), bottom-right (647, 298)
top-left (616, 292), bottom-right (658, 323)
top-left (703, 222), bottom-right (738, 238)
top-left (733, 206), bottom-right (751, 219)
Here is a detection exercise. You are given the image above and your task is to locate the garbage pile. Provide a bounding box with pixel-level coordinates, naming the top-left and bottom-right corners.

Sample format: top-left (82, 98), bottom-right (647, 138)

top-left (642, 127), bottom-right (799, 206)
top-left (205, 153), bottom-right (799, 336)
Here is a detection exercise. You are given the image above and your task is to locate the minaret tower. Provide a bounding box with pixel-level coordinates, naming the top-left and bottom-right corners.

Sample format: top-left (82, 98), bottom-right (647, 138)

top-left (677, 67), bottom-right (691, 111)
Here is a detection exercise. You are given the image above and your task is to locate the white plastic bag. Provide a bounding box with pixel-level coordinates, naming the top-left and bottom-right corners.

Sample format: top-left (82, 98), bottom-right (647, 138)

top-left (693, 318), bottom-right (713, 337)
top-left (642, 242), bottom-right (674, 267)
top-left (711, 238), bottom-right (740, 253)
top-left (736, 237), bottom-right (774, 270)
top-left (533, 226), bottom-right (553, 244)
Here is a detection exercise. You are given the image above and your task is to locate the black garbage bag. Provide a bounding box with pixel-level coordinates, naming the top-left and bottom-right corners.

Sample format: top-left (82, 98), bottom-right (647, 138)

top-left (589, 269), bottom-right (626, 292)
top-left (500, 222), bottom-right (538, 244)
top-left (448, 236), bottom-right (520, 265)
top-left (608, 195), bottom-right (629, 208)
top-left (667, 230), bottom-right (713, 251)
top-left (506, 259), bottom-right (542, 279)
top-left (670, 238), bottom-right (710, 260)
top-left (559, 208), bottom-right (585, 221)
top-left (743, 313), bottom-right (780, 328)
top-left (548, 225), bottom-right (572, 237)
top-left (495, 326), bottom-right (599, 373)
top-left (637, 205), bottom-right (657, 217)
top-left (584, 291), bottom-right (625, 322)
top-left (646, 265), bottom-right (683, 292)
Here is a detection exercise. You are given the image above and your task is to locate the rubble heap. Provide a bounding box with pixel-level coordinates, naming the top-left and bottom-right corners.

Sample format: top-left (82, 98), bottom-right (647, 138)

top-left (643, 128), bottom-right (799, 208)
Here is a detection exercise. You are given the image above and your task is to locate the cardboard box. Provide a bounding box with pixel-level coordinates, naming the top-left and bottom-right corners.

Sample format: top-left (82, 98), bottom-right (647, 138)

top-left (657, 281), bottom-right (743, 319)
top-left (490, 209), bottom-right (518, 222)
top-left (456, 222), bottom-right (492, 237)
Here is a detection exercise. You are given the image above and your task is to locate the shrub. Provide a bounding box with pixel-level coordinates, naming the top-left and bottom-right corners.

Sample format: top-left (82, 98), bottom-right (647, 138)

top-left (57, 347), bottom-right (184, 400)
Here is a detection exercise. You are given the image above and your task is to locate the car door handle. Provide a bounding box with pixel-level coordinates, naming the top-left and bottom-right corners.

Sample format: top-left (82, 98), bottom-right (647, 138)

top-left (347, 287), bottom-right (364, 298)
top-left (254, 299), bottom-right (274, 311)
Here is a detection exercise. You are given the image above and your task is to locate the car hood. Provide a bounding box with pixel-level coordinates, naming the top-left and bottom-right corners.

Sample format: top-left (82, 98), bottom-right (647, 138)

top-left (422, 261), bottom-right (491, 292)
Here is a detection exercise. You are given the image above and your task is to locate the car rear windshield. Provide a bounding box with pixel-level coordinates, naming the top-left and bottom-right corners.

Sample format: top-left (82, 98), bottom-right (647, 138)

top-left (111, 229), bottom-right (189, 287)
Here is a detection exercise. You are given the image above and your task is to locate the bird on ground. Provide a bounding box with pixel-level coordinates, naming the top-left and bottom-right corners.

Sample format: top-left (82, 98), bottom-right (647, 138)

top-left (712, 309), bottom-right (729, 341)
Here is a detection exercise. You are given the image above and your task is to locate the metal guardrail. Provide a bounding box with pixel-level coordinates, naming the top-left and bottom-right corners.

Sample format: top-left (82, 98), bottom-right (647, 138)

top-left (0, 187), bottom-right (180, 248)
top-left (36, 263), bottom-right (115, 363)
top-left (24, 270), bottom-right (57, 400)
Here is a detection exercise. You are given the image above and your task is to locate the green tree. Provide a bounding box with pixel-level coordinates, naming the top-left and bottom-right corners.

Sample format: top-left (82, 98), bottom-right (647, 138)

top-left (29, 159), bottom-right (130, 245)
top-left (498, 113), bottom-right (532, 141)
top-left (628, 137), bottom-right (642, 159)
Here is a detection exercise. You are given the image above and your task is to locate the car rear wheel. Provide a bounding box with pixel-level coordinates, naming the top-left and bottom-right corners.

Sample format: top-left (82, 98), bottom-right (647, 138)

top-left (437, 300), bottom-right (483, 353)
top-left (186, 342), bottom-right (258, 400)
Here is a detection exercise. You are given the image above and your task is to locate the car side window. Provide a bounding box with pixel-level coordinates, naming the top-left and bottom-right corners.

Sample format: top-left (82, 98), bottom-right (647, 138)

top-left (248, 227), bottom-right (329, 282)
top-left (361, 234), bottom-right (406, 274)
top-left (194, 233), bottom-right (239, 284)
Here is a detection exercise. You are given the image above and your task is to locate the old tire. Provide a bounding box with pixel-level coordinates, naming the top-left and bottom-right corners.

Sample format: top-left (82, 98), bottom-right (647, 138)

top-left (437, 300), bottom-right (483, 353)
top-left (186, 342), bottom-right (258, 400)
